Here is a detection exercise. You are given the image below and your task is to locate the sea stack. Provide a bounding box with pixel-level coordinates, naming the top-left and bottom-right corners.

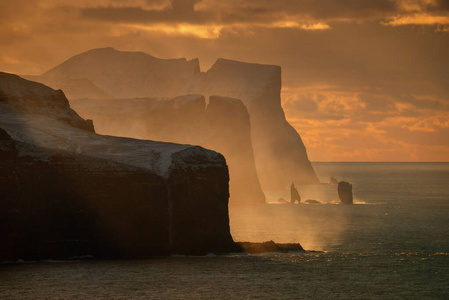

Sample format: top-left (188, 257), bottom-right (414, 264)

top-left (338, 181), bottom-right (354, 205)
top-left (329, 176), bottom-right (339, 185)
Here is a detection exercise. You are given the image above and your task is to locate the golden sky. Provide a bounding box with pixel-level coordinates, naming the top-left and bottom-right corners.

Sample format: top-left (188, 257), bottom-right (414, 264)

top-left (1, 0), bottom-right (448, 161)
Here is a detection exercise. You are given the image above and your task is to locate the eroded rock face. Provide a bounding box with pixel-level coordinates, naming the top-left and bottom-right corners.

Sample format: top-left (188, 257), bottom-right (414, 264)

top-left (30, 48), bottom-right (319, 190)
top-left (0, 72), bottom-right (237, 260)
top-left (188, 59), bottom-right (319, 189)
top-left (0, 72), bottom-right (94, 132)
top-left (71, 94), bottom-right (265, 203)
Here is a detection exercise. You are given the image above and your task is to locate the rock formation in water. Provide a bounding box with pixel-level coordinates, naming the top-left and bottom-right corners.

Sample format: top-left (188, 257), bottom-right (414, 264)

top-left (304, 199), bottom-right (321, 204)
top-left (329, 176), bottom-right (339, 185)
top-left (0, 72), bottom-right (238, 260)
top-left (290, 182), bottom-right (301, 204)
top-left (29, 47), bottom-right (319, 191)
top-left (237, 241), bottom-right (305, 253)
top-left (338, 181), bottom-right (353, 205)
top-left (70, 94), bottom-right (265, 203)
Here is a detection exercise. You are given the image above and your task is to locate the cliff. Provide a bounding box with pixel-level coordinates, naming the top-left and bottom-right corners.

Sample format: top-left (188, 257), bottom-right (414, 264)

top-left (31, 47), bottom-right (319, 190)
top-left (37, 47), bottom-right (200, 99)
top-left (0, 72), bottom-right (238, 260)
top-left (71, 94), bottom-right (265, 203)
top-left (188, 59), bottom-right (319, 188)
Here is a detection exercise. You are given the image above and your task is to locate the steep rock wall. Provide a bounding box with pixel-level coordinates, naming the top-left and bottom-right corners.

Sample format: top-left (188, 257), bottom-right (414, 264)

top-left (188, 59), bottom-right (319, 188)
top-left (0, 72), bottom-right (237, 260)
top-left (71, 95), bottom-right (265, 203)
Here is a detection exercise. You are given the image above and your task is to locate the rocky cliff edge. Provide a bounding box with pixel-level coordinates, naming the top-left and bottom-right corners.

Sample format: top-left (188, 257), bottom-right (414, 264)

top-left (0, 72), bottom-right (238, 260)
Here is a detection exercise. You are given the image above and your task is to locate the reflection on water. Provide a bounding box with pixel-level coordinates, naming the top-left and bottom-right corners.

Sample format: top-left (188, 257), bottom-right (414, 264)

top-left (1, 162), bottom-right (449, 299)
top-left (230, 162), bottom-right (449, 253)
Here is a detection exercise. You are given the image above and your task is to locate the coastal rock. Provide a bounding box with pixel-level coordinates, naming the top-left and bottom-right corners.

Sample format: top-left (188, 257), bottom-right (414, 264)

top-left (237, 241), bottom-right (305, 253)
top-left (29, 48), bottom-right (319, 190)
top-left (0, 72), bottom-right (238, 260)
top-left (329, 176), bottom-right (339, 185)
top-left (304, 199), bottom-right (321, 204)
top-left (278, 198), bottom-right (288, 203)
top-left (71, 94), bottom-right (265, 203)
top-left (338, 181), bottom-right (353, 205)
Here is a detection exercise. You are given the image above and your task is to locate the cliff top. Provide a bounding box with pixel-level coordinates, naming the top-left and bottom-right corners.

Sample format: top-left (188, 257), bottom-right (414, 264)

top-left (0, 72), bottom-right (224, 178)
top-left (0, 72), bottom-right (90, 130)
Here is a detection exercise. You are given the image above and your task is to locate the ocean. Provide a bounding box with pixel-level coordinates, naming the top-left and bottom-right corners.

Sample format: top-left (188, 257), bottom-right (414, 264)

top-left (1, 162), bottom-right (448, 299)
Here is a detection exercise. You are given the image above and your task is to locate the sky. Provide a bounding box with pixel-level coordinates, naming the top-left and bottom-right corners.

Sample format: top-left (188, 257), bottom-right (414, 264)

top-left (1, 0), bottom-right (448, 162)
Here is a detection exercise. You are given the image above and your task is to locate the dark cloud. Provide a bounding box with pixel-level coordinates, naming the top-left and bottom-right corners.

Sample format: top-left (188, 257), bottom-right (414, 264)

top-left (286, 0), bottom-right (397, 20)
top-left (81, 0), bottom-right (211, 25)
top-left (78, 0), bottom-right (405, 25)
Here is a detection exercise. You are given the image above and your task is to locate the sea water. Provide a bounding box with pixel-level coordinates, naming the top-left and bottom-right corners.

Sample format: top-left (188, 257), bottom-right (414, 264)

top-left (1, 162), bottom-right (448, 299)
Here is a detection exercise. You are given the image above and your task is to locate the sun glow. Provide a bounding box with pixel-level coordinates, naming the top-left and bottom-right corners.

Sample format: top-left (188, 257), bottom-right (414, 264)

top-left (382, 13), bottom-right (449, 26)
top-left (123, 23), bottom-right (223, 39)
top-left (300, 22), bottom-right (331, 30)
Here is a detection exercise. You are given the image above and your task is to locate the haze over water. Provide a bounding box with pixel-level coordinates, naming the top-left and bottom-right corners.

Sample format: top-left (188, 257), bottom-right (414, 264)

top-left (2, 1), bottom-right (449, 298)
top-left (2, 162), bottom-right (448, 299)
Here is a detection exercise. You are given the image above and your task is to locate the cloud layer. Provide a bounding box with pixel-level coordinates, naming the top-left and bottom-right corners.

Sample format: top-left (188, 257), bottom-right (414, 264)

top-left (1, 0), bottom-right (448, 161)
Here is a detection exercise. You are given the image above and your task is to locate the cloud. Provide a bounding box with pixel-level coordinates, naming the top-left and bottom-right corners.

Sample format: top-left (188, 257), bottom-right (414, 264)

top-left (42, 0), bottom-right (172, 10)
top-left (409, 112), bottom-right (449, 132)
top-left (300, 23), bottom-right (331, 30)
top-left (1, 0), bottom-right (449, 161)
top-left (282, 83), bottom-right (449, 161)
top-left (382, 13), bottom-right (449, 26)
top-left (122, 23), bottom-right (223, 39)
top-left (76, 0), bottom-right (414, 32)
top-left (81, 0), bottom-right (208, 25)
top-left (381, 0), bottom-right (449, 28)
top-left (78, 0), bottom-right (336, 38)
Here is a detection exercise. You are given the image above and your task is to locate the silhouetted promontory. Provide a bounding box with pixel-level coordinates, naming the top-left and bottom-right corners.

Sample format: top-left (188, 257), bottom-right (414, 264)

top-left (0, 72), bottom-right (239, 260)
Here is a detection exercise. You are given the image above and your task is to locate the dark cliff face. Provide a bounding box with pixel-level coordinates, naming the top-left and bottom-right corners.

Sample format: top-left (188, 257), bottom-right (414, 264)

top-left (0, 129), bottom-right (170, 260)
top-left (168, 146), bottom-right (234, 254)
top-left (0, 73), bottom-right (237, 260)
top-left (31, 48), bottom-right (319, 190)
top-left (71, 95), bottom-right (266, 204)
top-left (0, 72), bottom-right (94, 133)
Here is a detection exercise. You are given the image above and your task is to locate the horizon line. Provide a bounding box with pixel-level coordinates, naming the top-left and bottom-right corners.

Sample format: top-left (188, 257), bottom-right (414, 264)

top-left (311, 161), bottom-right (449, 163)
